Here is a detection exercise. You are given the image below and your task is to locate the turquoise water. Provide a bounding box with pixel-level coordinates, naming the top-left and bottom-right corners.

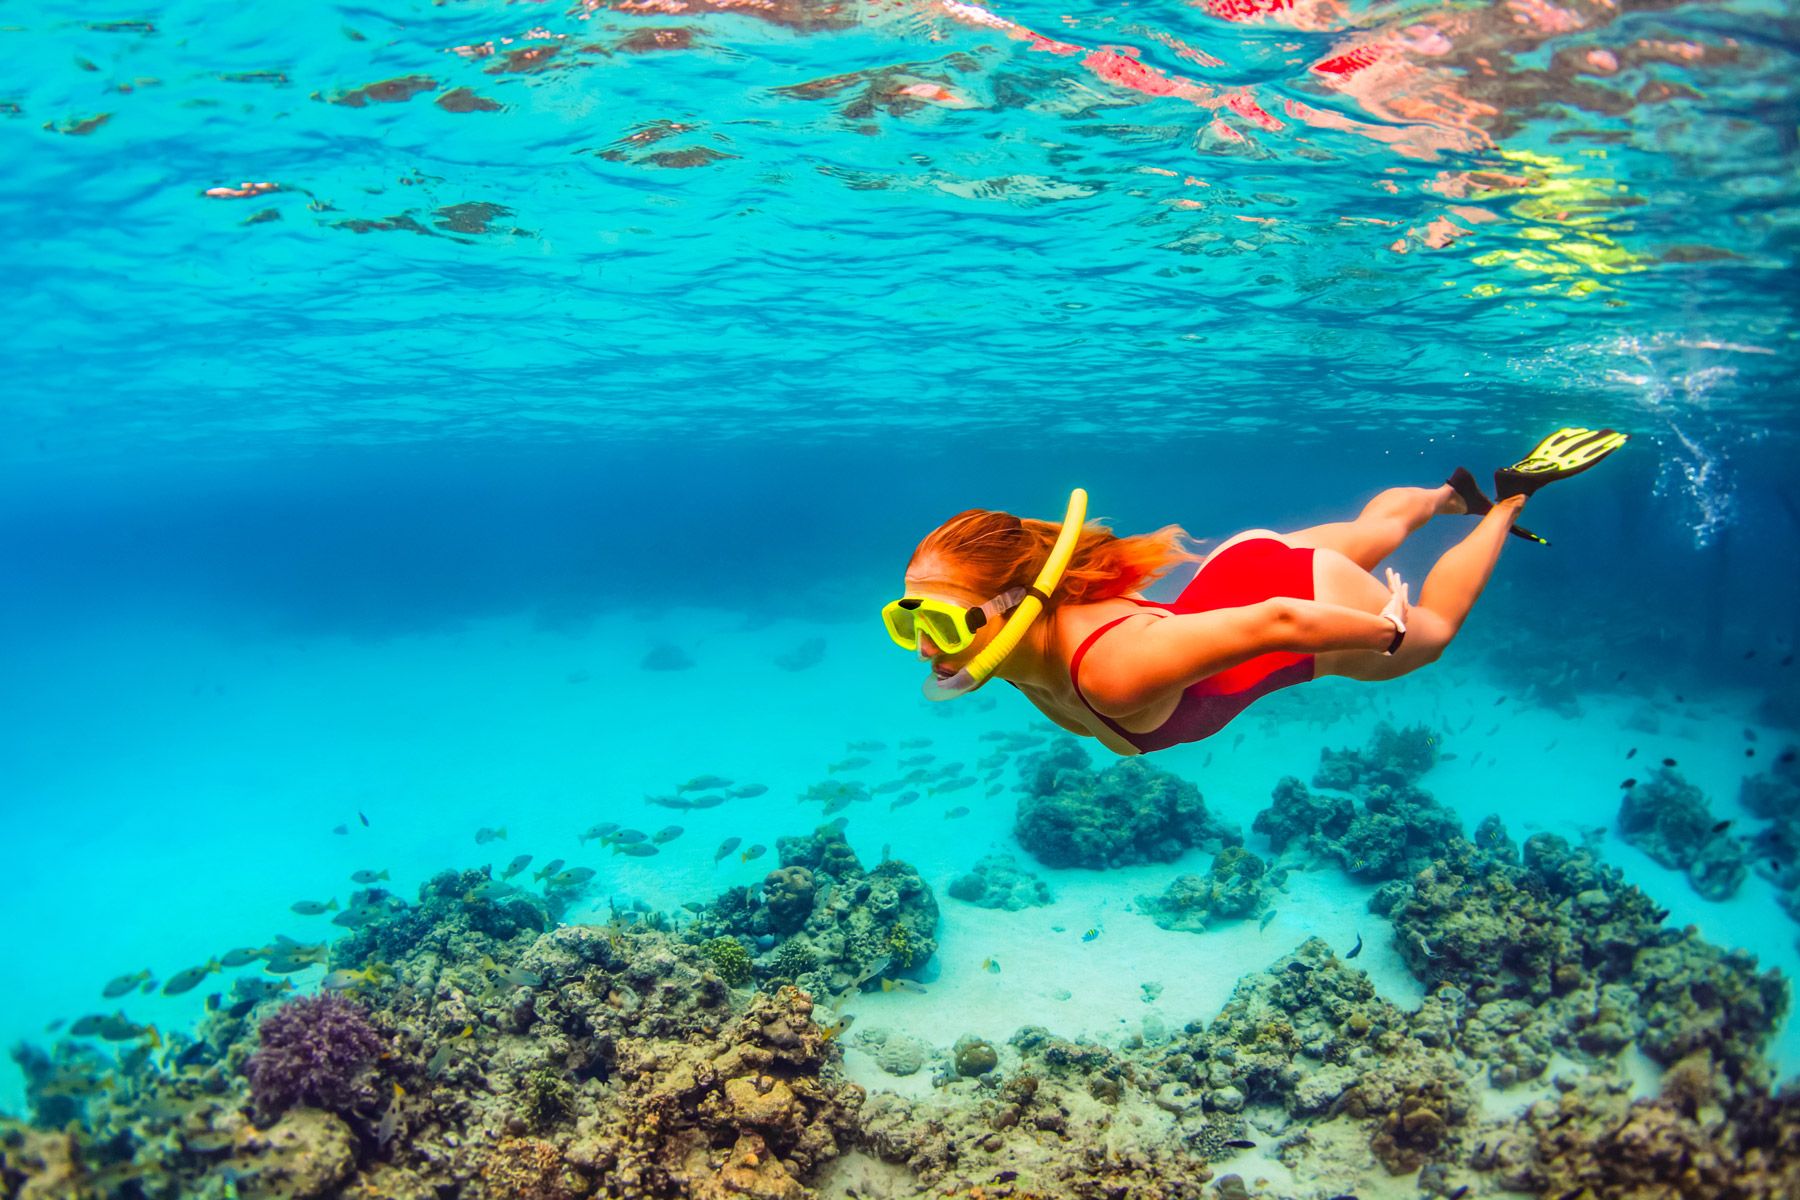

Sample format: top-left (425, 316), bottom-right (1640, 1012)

top-left (2, 0), bottom-right (1797, 1194)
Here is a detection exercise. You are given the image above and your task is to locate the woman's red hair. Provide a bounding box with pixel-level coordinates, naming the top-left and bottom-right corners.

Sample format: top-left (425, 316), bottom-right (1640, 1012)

top-left (908, 508), bottom-right (1204, 605)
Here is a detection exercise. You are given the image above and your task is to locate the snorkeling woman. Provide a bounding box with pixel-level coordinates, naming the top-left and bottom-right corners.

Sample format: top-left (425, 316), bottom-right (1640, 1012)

top-left (882, 429), bottom-right (1628, 756)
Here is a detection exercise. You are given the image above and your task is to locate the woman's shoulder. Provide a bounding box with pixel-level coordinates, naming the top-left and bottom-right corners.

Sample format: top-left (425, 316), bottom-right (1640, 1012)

top-left (1048, 595), bottom-right (1166, 663)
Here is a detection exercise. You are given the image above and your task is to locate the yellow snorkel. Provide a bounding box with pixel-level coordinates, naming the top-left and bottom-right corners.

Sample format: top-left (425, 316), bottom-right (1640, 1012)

top-left (922, 488), bottom-right (1089, 702)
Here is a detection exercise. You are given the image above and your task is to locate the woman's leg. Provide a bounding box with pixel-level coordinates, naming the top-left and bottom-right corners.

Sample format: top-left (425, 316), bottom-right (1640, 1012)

top-left (1284, 484), bottom-right (1462, 572)
top-left (1313, 495), bottom-right (1524, 682)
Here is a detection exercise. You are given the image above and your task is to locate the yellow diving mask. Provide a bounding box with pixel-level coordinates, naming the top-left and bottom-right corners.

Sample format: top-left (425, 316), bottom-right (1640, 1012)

top-left (889, 488), bottom-right (1089, 703)
top-left (881, 590), bottom-right (1025, 655)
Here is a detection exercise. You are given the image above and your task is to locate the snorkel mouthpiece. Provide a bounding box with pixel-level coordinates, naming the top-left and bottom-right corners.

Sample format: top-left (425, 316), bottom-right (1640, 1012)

top-left (920, 488), bottom-right (1089, 702)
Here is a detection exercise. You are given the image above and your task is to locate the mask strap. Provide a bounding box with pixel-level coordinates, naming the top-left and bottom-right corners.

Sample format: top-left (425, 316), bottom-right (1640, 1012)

top-left (973, 588), bottom-right (1026, 628)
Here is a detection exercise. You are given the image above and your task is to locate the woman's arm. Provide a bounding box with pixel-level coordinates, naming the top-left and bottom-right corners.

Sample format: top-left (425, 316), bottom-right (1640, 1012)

top-left (1078, 598), bottom-right (1395, 717)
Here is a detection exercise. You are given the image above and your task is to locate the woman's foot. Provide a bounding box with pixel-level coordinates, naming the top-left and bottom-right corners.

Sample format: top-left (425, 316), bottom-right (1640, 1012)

top-left (1443, 467), bottom-right (1488, 516)
top-left (1446, 466), bottom-right (1548, 545)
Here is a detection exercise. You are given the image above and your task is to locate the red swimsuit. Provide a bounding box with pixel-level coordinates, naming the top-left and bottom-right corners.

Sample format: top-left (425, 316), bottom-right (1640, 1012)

top-left (1069, 538), bottom-right (1317, 752)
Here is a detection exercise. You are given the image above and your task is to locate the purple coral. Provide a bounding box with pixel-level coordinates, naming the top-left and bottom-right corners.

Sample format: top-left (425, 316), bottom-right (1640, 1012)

top-left (244, 993), bottom-right (385, 1117)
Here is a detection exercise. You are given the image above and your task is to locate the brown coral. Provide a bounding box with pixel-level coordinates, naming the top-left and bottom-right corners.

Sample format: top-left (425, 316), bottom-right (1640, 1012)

top-left (763, 866), bottom-right (816, 934)
top-left (1517, 1073), bottom-right (1800, 1200)
top-left (478, 1136), bottom-right (586, 1200)
top-left (1342, 1056), bottom-right (1473, 1176)
top-left (571, 986), bottom-right (861, 1198)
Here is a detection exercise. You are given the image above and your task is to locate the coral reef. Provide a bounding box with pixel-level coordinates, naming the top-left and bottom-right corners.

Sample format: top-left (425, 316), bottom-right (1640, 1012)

top-left (1254, 772), bottom-right (1459, 881)
top-left (228, 1106), bottom-right (360, 1198)
top-left (703, 936), bottom-right (754, 987)
top-left (334, 867), bottom-right (548, 964)
top-left (691, 825), bottom-right (939, 996)
top-left (1740, 748), bottom-right (1800, 822)
top-left (2, 861), bottom-right (875, 1200)
top-left (1251, 775), bottom-right (1354, 852)
top-left (1471, 1061), bottom-right (1800, 1199)
top-left (565, 984), bottom-right (862, 1198)
top-left (1137, 847), bottom-right (1274, 933)
top-left (1345, 1061), bottom-right (1472, 1174)
top-left (479, 1135), bottom-right (587, 1200)
top-left (1243, 724), bottom-right (1467, 882)
top-left (856, 1026), bottom-right (1223, 1198)
top-left (10, 797), bottom-right (1798, 1200)
top-left (851, 1028), bottom-right (930, 1078)
top-left (243, 993), bottom-right (387, 1120)
top-left (951, 1036), bottom-right (998, 1078)
top-left (1314, 721), bottom-right (1440, 790)
top-left (763, 865), bottom-right (818, 933)
top-left (1618, 766), bottom-right (1747, 900)
top-left (766, 938), bottom-right (819, 985)
top-left (946, 853), bottom-right (1054, 910)
top-left (517, 1066), bottom-right (575, 1129)
top-left (1013, 739), bottom-right (1238, 869)
top-left (1383, 830), bottom-right (1788, 1085)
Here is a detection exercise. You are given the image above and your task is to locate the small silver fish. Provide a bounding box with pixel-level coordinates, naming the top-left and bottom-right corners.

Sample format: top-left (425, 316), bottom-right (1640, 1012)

top-left (474, 826), bottom-right (507, 845)
top-left (501, 854), bottom-right (534, 880)
top-left (547, 868), bottom-right (597, 887)
top-left (262, 956), bottom-right (311, 975)
top-left (331, 906), bottom-right (383, 928)
top-left (376, 1095), bottom-right (404, 1149)
top-left (714, 837), bottom-right (742, 863)
top-left (162, 963), bottom-right (219, 996)
top-left (102, 970), bottom-right (151, 999)
top-left (426, 1043), bottom-right (456, 1078)
top-left (320, 968), bottom-right (378, 991)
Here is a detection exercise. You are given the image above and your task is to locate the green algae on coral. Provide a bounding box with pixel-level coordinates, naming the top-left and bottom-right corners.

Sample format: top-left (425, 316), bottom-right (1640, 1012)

top-left (702, 936), bottom-right (754, 987)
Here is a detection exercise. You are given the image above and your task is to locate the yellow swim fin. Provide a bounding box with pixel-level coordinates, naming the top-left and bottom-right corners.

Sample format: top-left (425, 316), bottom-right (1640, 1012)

top-left (1495, 427), bottom-right (1628, 500)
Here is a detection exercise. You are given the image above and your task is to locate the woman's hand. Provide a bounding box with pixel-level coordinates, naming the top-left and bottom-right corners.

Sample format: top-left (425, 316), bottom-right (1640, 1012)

top-left (1382, 572), bottom-right (1411, 636)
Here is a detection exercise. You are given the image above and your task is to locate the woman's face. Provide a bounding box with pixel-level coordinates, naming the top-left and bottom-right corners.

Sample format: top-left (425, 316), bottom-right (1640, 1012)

top-left (902, 563), bottom-right (1000, 679)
